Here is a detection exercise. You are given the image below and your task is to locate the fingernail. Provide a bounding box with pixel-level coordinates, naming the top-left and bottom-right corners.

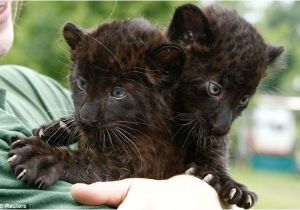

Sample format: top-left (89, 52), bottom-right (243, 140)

top-left (71, 183), bottom-right (88, 190)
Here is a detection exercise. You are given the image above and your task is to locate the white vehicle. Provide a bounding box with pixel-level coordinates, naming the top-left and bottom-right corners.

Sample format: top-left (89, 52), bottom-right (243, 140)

top-left (251, 106), bottom-right (296, 155)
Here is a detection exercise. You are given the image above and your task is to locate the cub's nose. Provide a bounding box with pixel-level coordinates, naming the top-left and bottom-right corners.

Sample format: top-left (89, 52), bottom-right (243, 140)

top-left (79, 115), bottom-right (98, 127)
top-left (79, 102), bottom-right (99, 128)
top-left (212, 111), bottom-right (232, 135)
top-left (212, 121), bottom-right (231, 135)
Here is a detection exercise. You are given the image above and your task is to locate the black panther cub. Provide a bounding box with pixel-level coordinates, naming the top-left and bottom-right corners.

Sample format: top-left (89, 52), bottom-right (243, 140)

top-left (167, 4), bottom-right (284, 209)
top-left (8, 18), bottom-right (186, 188)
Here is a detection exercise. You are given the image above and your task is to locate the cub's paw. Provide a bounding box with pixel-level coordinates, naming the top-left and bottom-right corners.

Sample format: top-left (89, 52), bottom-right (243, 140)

top-left (185, 167), bottom-right (221, 187)
top-left (8, 136), bottom-right (62, 189)
top-left (32, 118), bottom-right (75, 146)
top-left (185, 168), bottom-right (257, 209)
top-left (219, 178), bottom-right (257, 209)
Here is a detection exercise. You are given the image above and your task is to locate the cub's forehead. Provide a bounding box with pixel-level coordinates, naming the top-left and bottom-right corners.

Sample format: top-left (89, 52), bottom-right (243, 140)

top-left (186, 6), bottom-right (269, 83)
top-left (203, 6), bottom-right (268, 69)
top-left (75, 20), bottom-right (166, 71)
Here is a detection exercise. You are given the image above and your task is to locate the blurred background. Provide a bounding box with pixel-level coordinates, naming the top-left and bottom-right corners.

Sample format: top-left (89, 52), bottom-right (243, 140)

top-left (0, 1), bottom-right (299, 208)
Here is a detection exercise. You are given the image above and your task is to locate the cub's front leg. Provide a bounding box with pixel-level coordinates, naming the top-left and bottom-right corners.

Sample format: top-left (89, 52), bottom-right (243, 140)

top-left (186, 166), bottom-right (256, 209)
top-left (32, 117), bottom-right (79, 146)
top-left (185, 141), bottom-right (257, 209)
top-left (7, 136), bottom-right (104, 188)
top-left (8, 136), bottom-right (67, 188)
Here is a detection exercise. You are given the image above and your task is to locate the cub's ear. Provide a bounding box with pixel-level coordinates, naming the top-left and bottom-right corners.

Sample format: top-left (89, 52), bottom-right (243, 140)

top-left (267, 45), bottom-right (284, 64)
top-left (167, 4), bottom-right (213, 45)
top-left (148, 43), bottom-right (186, 80)
top-left (63, 23), bottom-right (84, 50)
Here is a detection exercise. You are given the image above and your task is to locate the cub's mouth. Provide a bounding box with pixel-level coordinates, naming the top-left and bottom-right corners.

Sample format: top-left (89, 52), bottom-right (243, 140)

top-left (76, 117), bottom-right (119, 132)
top-left (194, 115), bottom-right (230, 138)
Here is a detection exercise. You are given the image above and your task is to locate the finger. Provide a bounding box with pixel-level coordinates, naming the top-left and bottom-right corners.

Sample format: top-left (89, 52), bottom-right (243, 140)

top-left (71, 179), bottom-right (133, 207)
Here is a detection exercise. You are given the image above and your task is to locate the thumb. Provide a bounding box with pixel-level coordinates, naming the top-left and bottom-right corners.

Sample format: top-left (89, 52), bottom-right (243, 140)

top-left (71, 179), bottom-right (133, 207)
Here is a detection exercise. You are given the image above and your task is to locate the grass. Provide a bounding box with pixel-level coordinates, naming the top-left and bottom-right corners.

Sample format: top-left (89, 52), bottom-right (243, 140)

top-left (230, 165), bottom-right (300, 209)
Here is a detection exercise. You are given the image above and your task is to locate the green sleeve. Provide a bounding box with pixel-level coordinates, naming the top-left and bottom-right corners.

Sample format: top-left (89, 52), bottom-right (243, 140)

top-left (0, 65), bottom-right (112, 209)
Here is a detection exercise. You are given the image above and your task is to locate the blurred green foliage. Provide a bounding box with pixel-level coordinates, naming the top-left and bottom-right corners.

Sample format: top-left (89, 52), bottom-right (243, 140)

top-left (0, 1), bottom-right (193, 86)
top-left (230, 165), bottom-right (300, 208)
top-left (255, 1), bottom-right (300, 96)
top-left (1, 2), bottom-right (299, 208)
top-left (1, 1), bottom-right (299, 96)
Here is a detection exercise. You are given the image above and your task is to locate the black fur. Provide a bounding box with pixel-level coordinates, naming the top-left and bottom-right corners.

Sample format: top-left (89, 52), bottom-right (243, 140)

top-left (8, 19), bottom-right (186, 188)
top-left (167, 4), bottom-right (284, 209)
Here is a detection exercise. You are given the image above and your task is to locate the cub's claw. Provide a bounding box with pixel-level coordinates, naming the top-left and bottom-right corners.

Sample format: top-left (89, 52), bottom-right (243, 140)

top-left (32, 118), bottom-right (77, 146)
top-left (203, 174), bottom-right (214, 183)
top-left (8, 136), bottom-right (62, 189)
top-left (7, 155), bottom-right (17, 163)
top-left (185, 167), bottom-right (196, 175)
top-left (11, 139), bottom-right (23, 148)
top-left (17, 169), bottom-right (27, 180)
top-left (219, 179), bottom-right (256, 209)
top-left (191, 169), bottom-right (256, 208)
top-left (229, 188), bottom-right (237, 200)
top-left (38, 129), bottom-right (44, 137)
top-left (247, 195), bottom-right (252, 207)
top-left (59, 121), bottom-right (67, 128)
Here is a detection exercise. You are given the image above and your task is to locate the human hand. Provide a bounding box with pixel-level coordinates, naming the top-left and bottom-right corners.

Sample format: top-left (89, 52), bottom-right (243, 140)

top-left (71, 175), bottom-right (222, 210)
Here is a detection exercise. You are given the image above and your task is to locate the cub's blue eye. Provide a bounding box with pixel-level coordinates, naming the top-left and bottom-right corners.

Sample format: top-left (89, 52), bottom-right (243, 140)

top-left (239, 95), bottom-right (250, 106)
top-left (76, 78), bottom-right (87, 91)
top-left (111, 87), bottom-right (127, 99)
top-left (207, 81), bottom-right (221, 97)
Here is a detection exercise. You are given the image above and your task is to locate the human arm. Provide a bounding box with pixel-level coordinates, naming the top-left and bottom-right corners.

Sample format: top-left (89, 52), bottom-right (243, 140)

top-left (0, 65), bottom-right (103, 209)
